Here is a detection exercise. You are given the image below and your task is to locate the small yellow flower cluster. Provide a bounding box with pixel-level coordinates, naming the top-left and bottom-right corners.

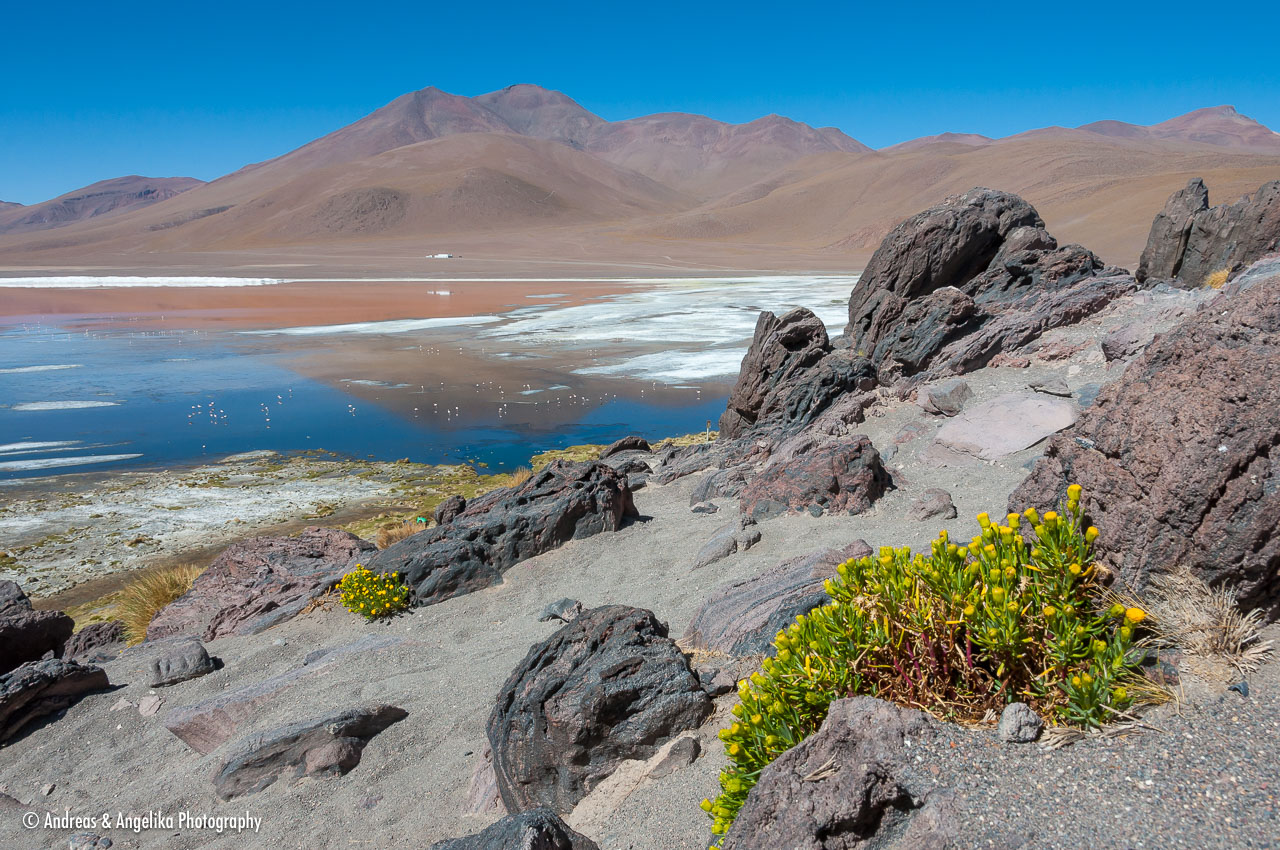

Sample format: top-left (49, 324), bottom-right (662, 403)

top-left (337, 565), bottom-right (411, 622)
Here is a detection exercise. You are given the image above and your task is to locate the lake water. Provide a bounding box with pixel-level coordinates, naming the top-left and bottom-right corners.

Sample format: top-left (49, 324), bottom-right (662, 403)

top-left (0, 275), bottom-right (855, 480)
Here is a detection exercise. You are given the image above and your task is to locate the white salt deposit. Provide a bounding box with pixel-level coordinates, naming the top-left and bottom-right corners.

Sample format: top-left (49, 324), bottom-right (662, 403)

top-left (0, 276), bottom-right (284, 288)
top-left (0, 453), bottom-right (142, 471)
top-left (12, 400), bottom-right (121, 411)
top-left (576, 349), bottom-right (750, 383)
top-left (240, 315), bottom-right (501, 336)
top-left (0, 364), bottom-right (82, 374)
top-left (0, 440), bottom-right (81, 454)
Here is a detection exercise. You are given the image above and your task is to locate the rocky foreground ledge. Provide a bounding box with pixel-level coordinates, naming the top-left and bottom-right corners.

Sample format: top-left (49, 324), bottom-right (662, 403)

top-left (0, 180), bottom-right (1277, 850)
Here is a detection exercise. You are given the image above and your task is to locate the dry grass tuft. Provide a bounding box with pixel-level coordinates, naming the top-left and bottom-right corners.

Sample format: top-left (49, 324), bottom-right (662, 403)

top-left (1205, 268), bottom-right (1231, 289)
top-left (377, 519), bottom-right (426, 549)
top-left (505, 466), bottom-right (534, 487)
top-left (115, 565), bottom-right (203, 645)
top-left (1125, 568), bottom-right (1274, 676)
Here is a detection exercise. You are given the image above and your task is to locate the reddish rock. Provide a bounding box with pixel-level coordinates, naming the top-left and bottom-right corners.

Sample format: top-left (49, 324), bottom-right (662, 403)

top-left (433, 494), bottom-right (466, 526)
top-left (487, 606), bottom-right (711, 815)
top-left (739, 433), bottom-right (889, 519)
top-left (62, 621), bottom-right (125, 662)
top-left (0, 658), bottom-right (108, 742)
top-left (910, 488), bottom-right (958, 521)
top-left (931, 393), bottom-right (1077, 462)
top-left (370, 461), bottom-right (636, 606)
top-left (1010, 273), bottom-right (1280, 618)
top-left (146, 527), bottom-right (375, 642)
top-left (600, 435), bottom-right (651, 457)
top-left (0, 581), bottom-right (73, 675)
top-left (719, 308), bottom-right (874, 438)
top-left (1137, 178), bottom-right (1280, 286)
top-left (683, 542), bottom-right (870, 658)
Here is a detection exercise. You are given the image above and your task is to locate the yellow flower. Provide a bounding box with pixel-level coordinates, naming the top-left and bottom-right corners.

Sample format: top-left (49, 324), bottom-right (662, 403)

top-left (1125, 607), bottom-right (1147, 625)
top-left (727, 743), bottom-right (741, 757)
top-left (963, 604), bottom-right (976, 617)
top-left (1071, 675), bottom-right (1082, 687)
top-left (1068, 563), bottom-right (1082, 576)
top-left (991, 587), bottom-right (1006, 603)
top-left (1081, 673), bottom-right (1094, 685)
top-left (1085, 526), bottom-right (1100, 543)
top-left (1043, 605), bottom-right (1056, 618)
top-left (977, 512), bottom-right (991, 528)
top-left (1113, 687), bottom-right (1128, 701)
top-left (700, 798), bottom-right (713, 812)
top-left (1007, 513), bottom-right (1021, 528)
top-left (1043, 511), bottom-right (1058, 525)
top-left (1109, 603), bottom-right (1125, 618)
top-left (1067, 484), bottom-right (1082, 500)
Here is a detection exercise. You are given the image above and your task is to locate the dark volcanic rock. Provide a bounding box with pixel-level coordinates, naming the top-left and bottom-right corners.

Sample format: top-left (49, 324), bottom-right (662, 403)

top-left (846, 189), bottom-right (1131, 385)
top-left (62, 621), bottom-right (125, 662)
top-left (0, 581), bottom-right (74, 675)
top-left (719, 309), bottom-right (874, 438)
top-left (722, 696), bottom-right (954, 850)
top-left (148, 639), bottom-right (218, 687)
top-left (600, 435), bottom-right (651, 458)
top-left (683, 542), bottom-right (870, 658)
top-left (487, 605), bottom-right (712, 815)
top-left (371, 461), bottom-right (636, 607)
top-left (213, 704), bottom-right (407, 800)
top-left (1137, 178), bottom-right (1280, 286)
top-left (739, 433), bottom-right (889, 519)
top-left (0, 658), bottom-right (108, 742)
top-left (846, 188), bottom-right (1041, 348)
top-left (430, 808), bottom-right (599, 850)
top-left (1010, 272), bottom-right (1280, 618)
top-left (433, 494), bottom-right (466, 526)
top-left (164, 634), bottom-right (403, 754)
top-left (146, 527), bottom-right (375, 642)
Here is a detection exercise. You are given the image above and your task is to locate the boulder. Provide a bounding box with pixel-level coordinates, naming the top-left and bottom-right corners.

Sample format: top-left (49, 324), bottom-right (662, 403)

top-left (148, 639), bottom-right (218, 687)
top-left (0, 658), bottom-right (108, 742)
top-left (433, 494), bottom-right (466, 526)
top-left (722, 696), bottom-right (954, 850)
top-left (739, 433), bottom-right (889, 519)
top-left (929, 393), bottom-right (1077, 463)
top-left (600, 435), bottom-right (651, 458)
top-left (163, 634), bottom-right (404, 754)
top-left (146, 527), bottom-right (375, 642)
top-left (909, 488), bottom-right (958, 521)
top-left (1101, 323), bottom-right (1149, 362)
top-left (537, 598), bottom-right (584, 624)
top-left (371, 461), bottom-right (636, 607)
top-left (846, 188), bottom-right (1131, 384)
top-left (1010, 274), bottom-right (1280, 618)
top-left (683, 542), bottom-right (871, 658)
top-left (0, 581), bottom-right (74, 675)
top-left (692, 518), bottom-right (762, 570)
top-left (1137, 178), bottom-right (1280, 286)
top-left (430, 809), bottom-right (599, 850)
top-left (917, 379), bottom-right (972, 416)
top-left (487, 605), bottom-right (712, 815)
top-left (213, 704), bottom-right (407, 800)
top-left (719, 309), bottom-right (874, 438)
top-left (62, 621), bottom-right (125, 662)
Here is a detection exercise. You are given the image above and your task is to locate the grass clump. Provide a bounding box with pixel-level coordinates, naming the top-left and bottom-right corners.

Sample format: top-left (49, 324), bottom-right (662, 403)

top-left (116, 565), bottom-right (204, 645)
top-left (703, 486), bottom-right (1148, 841)
top-left (505, 466), bottom-right (534, 487)
top-left (376, 518), bottom-right (427, 549)
top-left (1205, 267), bottom-right (1231, 289)
top-left (338, 565), bottom-right (410, 621)
top-left (529, 444), bottom-right (605, 470)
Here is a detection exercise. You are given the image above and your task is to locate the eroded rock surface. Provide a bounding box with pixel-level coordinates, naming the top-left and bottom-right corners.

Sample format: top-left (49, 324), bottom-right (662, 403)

top-left (739, 433), bottom-right (889, 518)
top-left (0, 581), bottom-right (73, 675)
top-left (1137, 178), bottom-right (1280, 286)
top-left (1011, 267), bottom-right (1280, 618)
top-left (487, 605), bottom-right (712, 815)
top-left (371, 461), bottom-right (636, 606)
top-left (0, 658), bottom-right (107, 742)
top-left (430, 809), bottom-right (599, 850)
top-left (147, 527), bottom-right (375, 642)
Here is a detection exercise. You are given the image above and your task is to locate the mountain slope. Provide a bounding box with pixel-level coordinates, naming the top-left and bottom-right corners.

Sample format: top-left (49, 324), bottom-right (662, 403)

top-left (0, 176), bottom-right (203, 235)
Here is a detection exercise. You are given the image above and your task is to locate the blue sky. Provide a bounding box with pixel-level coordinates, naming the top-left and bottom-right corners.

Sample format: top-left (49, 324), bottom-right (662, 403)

top-left (4, 0), bottom-right (1278, 204)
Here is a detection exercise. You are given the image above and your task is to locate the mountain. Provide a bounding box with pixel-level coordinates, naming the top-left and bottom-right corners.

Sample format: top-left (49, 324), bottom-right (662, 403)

top-left (1005, 105), bottom-right (1280, 153)
top-left (0, 176), bottom-right (203, 235)
top-left (0, 201), bottom-right (21, 211)
top-left (882, 132), bottom-right (993, 153)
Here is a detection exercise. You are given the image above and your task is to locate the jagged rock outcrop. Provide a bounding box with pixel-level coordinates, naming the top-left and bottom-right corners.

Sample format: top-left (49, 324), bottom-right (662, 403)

top-left (0, 658), bottom-right (108, 742)
top-left (430, 809), bottom-right (599, 850)
top-left (371, 461), bottom-right (636, 606)
top-left (600, 435), bottom-right (651, 457)
top-left (1137, 178), bottom-right (1280, 286)
top-left (683, 542), bottom-right (870, 657)
top-left (1010, 262), bottom-right (1280, 618)
top-left (739, 433), bottom-right (889, 519)
top-left (845, 188), bottom-right (1130, 385)
top-left (62, 621), bottom-right (124, 663)
top-left (719, 308), bottom-right (874, 438)
top-left (213, 704), bottom-right (407, 800)
top-left (433, 494), bottom-right (466, 526)
top-left (0, 581), bottom-right (74, 675)
top-left (722, 697), bottom-right (956, 850)
top-left (147, 527), bottom-right (375, 642)
top-left (487, 605), bottom-right (712, 815)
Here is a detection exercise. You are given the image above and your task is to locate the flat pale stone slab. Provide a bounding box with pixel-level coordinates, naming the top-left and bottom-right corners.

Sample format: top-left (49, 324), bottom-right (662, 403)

top-left (931, 392), bottom-right (1077, 461)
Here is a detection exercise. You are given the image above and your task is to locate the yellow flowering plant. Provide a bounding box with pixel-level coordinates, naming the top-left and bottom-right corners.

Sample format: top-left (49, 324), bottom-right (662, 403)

top-left (337, 565), bottom-right (411, 621)
top-left (702, 486), bottom-right (1146, 842)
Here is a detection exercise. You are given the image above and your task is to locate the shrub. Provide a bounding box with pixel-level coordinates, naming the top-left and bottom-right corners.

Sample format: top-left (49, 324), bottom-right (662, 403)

top-left (338, 565), bottom-right (410, 621)
top-left (1205, 267), bottom-right (1230, 289)
top-left (377, 518), bottom-right (426, 549)
top-left (506, 466), bottom-right (534, 487)
top-left (116, 565), bottom-right (204, 645)
top-left (702, 487), bottom-right (1147, 840)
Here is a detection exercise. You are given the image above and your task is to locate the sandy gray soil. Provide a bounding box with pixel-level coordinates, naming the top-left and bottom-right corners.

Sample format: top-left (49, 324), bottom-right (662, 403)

top-left (2, 283), bottom-right (1260, 850)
